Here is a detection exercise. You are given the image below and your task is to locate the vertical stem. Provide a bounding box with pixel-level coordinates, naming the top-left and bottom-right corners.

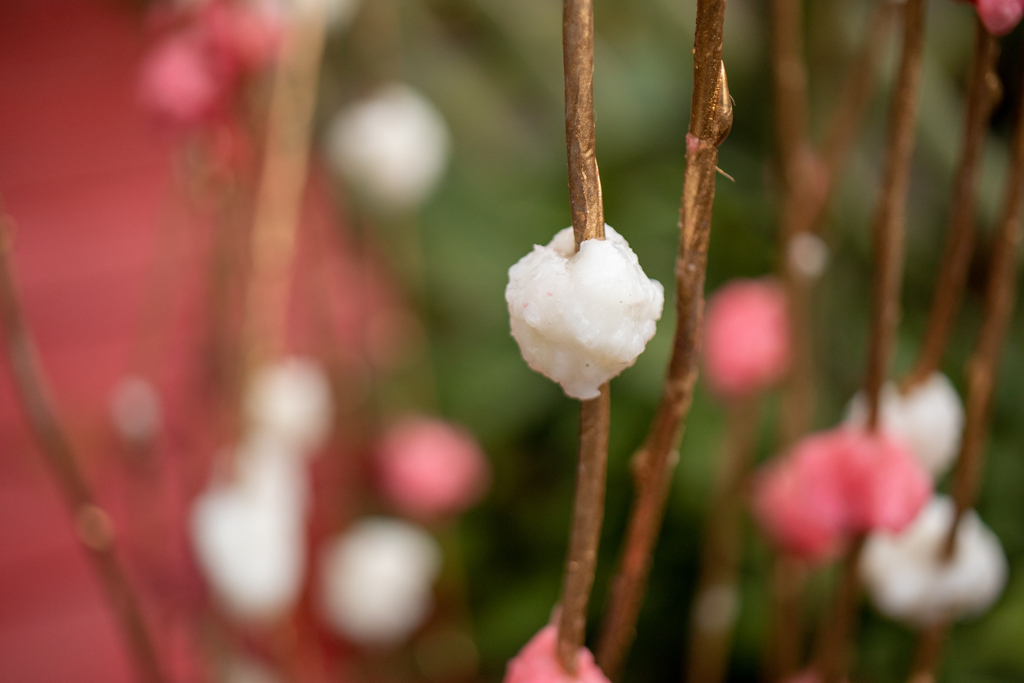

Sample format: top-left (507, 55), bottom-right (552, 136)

top-left (595, 0), bottom-right (729, 677)
top-left (0, 210), bottom-right (165, 683)
top-left (556, 0), bottom-right (609, 671)
top-left (813, 537), bottom-right (866, 683)
top-left (765, 7), bottom-right (894, 678)
top-left (864, 0), bottom-right (926, 429)
top-left (815, 1), bottom-right (927, 680)
top-left (563, 0), bottom-right (605, 248)
top-left (242, 8), bottom-right (328, 372)
top-left (557, 384), bottom-right (611, 671)
top-left (905, 21), bottom-right (1001, 389)
top-left (908, 53), bottom-right (1024, 683)
top-left (684, 398), bottom-right (760, 683)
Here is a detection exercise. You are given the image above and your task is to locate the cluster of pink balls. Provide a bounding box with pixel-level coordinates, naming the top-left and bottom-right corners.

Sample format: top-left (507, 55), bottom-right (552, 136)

top-left (961, 0), bottom-right (1024, 36)
top-left (138, 0), bottom-right (282, 127)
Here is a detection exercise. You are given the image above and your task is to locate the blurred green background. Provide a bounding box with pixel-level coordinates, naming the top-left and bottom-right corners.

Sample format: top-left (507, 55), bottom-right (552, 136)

top-left (318, 1), bottom-right (1024, 681)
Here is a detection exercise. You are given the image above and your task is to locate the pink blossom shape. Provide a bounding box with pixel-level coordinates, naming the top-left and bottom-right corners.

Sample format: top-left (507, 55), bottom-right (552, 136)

top-left (377, 418), bottom-right (490, 520)
top-left (138, 33), bottom-right (224, 126)
top-left (752, 427), bottom-right (931, 564)
top-left (974, 0), bottom-right (1024, 36)
top-left (703, 279), bottom-right (791, 399)
top-left (504, 625), bottom-right (610, 683)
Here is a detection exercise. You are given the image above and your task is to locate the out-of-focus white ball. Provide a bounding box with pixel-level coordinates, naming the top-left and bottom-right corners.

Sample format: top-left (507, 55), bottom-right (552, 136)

top-left (325, 84), bottom-right (451, 212)
top-left (110, 376), bottom-right (162, 444)
top-left (245, 357), bottom-right (333, 451)
top-left (844, 372), bottom-right (964, 477)
top-left (786, 232), bottom-right (829, 279)
top-left (191, 440), bottom-right (308, 621)
top-left (860, 495), bottom-right (1007, 626)
top-left (319, 517), bottom-right (443, 645)
top-left (506, 226), bottom-right (664, 400)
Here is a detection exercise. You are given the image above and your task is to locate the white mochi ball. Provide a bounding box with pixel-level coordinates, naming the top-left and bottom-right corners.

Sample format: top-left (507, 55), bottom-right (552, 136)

top-left (319, 517), bottom-right (443, 645)
top-left (326, 85), bottom-right (451, 211)
top-left (110, 375), bottom-right (162, 444)
top-left (860, 495), bottom-right (1007, 627)
top-left (191, 438), bottom-right (309, 621)
top-left (246, 358), bottom-right (333, 451)
top-left (844, 372), bottom-right (964, 477)
top-left (505, 226), bottom-right (664, 400)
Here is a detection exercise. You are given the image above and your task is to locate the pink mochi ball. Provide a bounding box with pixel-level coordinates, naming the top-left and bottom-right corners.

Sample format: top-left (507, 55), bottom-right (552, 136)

top-left (504, 625), bottom-right (610, 683)
top-left (377, 418), bottom-right (490, 520)
top-left (703, 279), bottom-right (791, 399)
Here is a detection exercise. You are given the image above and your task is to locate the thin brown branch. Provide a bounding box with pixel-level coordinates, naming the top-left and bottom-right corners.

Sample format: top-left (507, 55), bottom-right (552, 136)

top-left (594, 0), bottom-right (729, 677)
top-left (813, 536), bottom-right (866, 683)
top-left (564, 0), bottom-right (605, 249)
top-left (778, 0), bottom-right (896, 447)
top-left (555, 0), bottom-right (610, 671)
top-left (818, 2), bottom-right (899, 207)
top-left (557, 384), bottom-right (611, 671)
top-left (864, 0), bottom-right (927, 429)
top-left (905, 20), bottom-right (1001, 389)
top-left (242, 9), bottom-right (329, 372)
top-left (0, 209), bottom-right (165, 683)
top-left (813, 2), bottom-right (927, 680)
top-left (684, 398), bottom-right (760, 683)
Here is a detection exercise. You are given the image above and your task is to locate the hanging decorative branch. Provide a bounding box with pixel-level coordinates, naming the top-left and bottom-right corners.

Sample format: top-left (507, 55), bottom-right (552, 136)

top-left (907, 50), bottom-right (1024, 683)
top-left (242, 6), bottom-right (330, 372)
top-left (595, 0), bottom-right (730, 677)
top-left (0, 207), bottom-right (165, 683)
top-left (555, 0), bottom-right (611, 672)
top-left (815, 0), bottom-right (928, 680)
top-left (904, 18), bottom-right (1001, 390)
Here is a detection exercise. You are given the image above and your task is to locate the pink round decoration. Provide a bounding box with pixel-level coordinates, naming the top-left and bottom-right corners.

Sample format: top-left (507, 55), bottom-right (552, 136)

top-left (753, 427), bottom-right (931, 564)
top-left (975, 0), bottom-right (1024, 36)
top-left (377, 418), bottom-right (490, 520)
top-left (703, 279), bottom-right (791, 399)
top-left (138, 33), bottom-right (223, 126)
top-left (504, 625), bottom-right (611, 683)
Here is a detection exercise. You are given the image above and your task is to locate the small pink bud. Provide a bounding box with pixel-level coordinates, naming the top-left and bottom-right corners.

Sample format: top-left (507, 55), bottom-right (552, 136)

top-left (975, 0), bottom-right (1024, 36)
top-left (703, 279), bottom-right (791, 399)
top-left (377, 418), bottom-right (491, 520)
top-left (138, 33), bottom-right (223, 126)
top-left (504, 625), bottom-right (610, 683)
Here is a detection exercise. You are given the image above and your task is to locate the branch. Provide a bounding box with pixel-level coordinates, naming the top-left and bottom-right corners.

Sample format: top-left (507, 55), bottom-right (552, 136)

top-left (903, 77), bottom-right (1024, 665)
top-left (0, 208), bottom-right (165, 683)
top-left (904, 19), bottom-right (1001, 389)
top-left (595, 0), bottom-right (730, 677)
top-left (555, 0), bottom-right (610, 672)
top-left (863, 0), bottom-right (927, 429)
top-left (242, 8), bottom-right (329, 372)
top-left (816, 2), bottom-right (927, 680)
top-left (683, 398), bottom-right (760, 683)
